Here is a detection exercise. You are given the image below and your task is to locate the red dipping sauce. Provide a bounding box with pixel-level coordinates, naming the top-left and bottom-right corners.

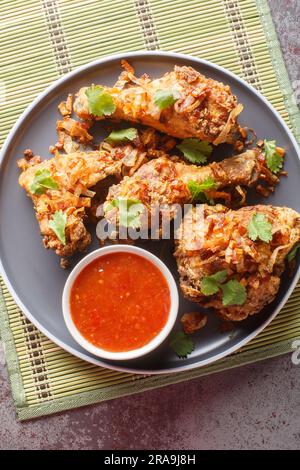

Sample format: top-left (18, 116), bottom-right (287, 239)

top-left (70, 252), bottom-right (171, 352)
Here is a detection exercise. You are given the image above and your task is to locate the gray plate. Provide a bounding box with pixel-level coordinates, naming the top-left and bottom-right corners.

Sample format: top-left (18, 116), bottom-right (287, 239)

top-left (1, 51), bottom-right (300, 375)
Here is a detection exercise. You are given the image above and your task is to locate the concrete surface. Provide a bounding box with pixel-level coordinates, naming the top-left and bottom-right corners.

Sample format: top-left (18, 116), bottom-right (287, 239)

top-left (0, 0), bottom-right (300, 450)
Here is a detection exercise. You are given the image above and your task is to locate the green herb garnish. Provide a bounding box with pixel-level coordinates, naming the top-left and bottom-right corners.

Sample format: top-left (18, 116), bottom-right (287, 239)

top-left (105, 128), bottom-right (138, 145)
top-left (85, 85), bottom-right (116, 117)
top-left (220, 280), bottom-right (247, 306)
top-left (177, 138), bottom-right (213, 164)
top-left (154, 88), bottom-right (180, 110)
top-left (187, 177), bottom-right (217, 204)
top-left (169, 331), bottom-right (194, 358)
top-left (29, 169), bottom-right (59, 195)
top-left (201, 270), bottom-right (228, 296)
top-left (248, 213), bottom-right (273, 243)
top-left (264, 139), bottom-right (283, 174)
top-left (104, 198), bottom-right (143, 229)
top-left (201, 270), bottom-right (247, 306)
top-left (49, 210), bottom-right (67, 245)
top-left (287, 243), bottom-right (300, 262)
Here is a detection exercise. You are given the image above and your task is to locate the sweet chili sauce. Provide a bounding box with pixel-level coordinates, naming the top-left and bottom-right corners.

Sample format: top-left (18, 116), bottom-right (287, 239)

top-left (70, 252), bottom-right (171, 352)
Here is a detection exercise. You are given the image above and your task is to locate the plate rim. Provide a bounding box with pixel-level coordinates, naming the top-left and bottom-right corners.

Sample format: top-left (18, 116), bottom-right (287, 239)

top-left (1, 50), bottom-right (300, 375)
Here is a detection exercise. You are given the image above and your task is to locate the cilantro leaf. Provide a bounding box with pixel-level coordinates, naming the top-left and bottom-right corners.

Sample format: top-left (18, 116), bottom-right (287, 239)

top-left (201, 271), bottom-right (247, 307)
top-left (287, 243), bottom-right (300, 262)
top-left (169, 331), bottom-right (194, 358)
top-left (49, 210), bottom-right (67, 245)
top-left (187, 177), bottom-right (217, 203)
top-left (154, 88), bottom-right (180, 110)
top-left (104, 198), bottom-right (143, 229)
top-left (85, 85), bottom-right (116, 117)
top-left (29, 169), bottom-right (59, 195)
top-left (220, 280), bottom-right (247, 306)
top-left (264, 139), bottom-right (283, 174)
top-left (177, 138), bottom-right (213, 164)
top-left (105, 128), bottom-right (138, 145)
top-left (201, 270), bottom-right (228, 296)
top-left (248, 213), bottom-right (273, 242)
top-left (119, 200), bottom-right (143, 229)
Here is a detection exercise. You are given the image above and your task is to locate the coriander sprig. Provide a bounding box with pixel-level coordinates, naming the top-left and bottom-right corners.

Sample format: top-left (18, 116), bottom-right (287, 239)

top-left (263, 139), bottom-right (284, 174)
top-left (85, 85), bottom-right (116, 117)
top-left (104, 198), bottom-right (143, 229)
top-left (30, 169), bottom-right (59, 195)
top-left (187, 176), bottom-right (217, 204)
top-left (154, 88), bottom-right (180, 110)
top-left (49, 210), bottom-right (67, 245)
top-left (247, 213), bottom-right (273, 243)
top-left (105, 128), bottom-right (138, 145)
top-left (201, 270), bottom-right (247, 306)
top-left (169, 331), bottom-right (194, 358)
top-left (177, 138), bottom-right (213, 164)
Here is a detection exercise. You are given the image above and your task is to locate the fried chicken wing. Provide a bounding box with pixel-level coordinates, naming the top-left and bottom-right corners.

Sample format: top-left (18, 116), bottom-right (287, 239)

top-left (175, 204), bottom-right (300, 321)
top-left (18, 145), bottom-right (148, 262)
top-left (74, 62), bottom-right (244, 145)
top-left (104, 149), bottom-right (274, 225)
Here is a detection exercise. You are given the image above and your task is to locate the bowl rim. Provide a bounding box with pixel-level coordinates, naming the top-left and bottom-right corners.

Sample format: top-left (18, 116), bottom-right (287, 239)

top-left (1, 50), bottom-right (300, 374)
top-left (62, 245), bottom-right (179, 361)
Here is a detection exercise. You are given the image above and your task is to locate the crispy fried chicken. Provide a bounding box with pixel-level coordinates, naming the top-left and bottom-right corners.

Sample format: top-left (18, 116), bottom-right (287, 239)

top-left (175, 204), bottom-right (300, 321)
top-left (74, 62), bottom-right (244, 145)
top-left (104, 149), bottom-right (275, 226)
top-left (18, 145), bottom-right (149, 262)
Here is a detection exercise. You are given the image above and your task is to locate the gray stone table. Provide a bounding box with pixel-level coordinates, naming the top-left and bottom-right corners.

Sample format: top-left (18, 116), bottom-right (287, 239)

top-left (0, 0), bottom-right (300, 450)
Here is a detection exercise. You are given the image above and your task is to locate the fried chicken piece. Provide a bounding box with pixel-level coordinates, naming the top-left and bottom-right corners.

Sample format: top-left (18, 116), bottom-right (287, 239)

top-left (175, 205), bottom-right (300, 321)
top-left (18, 145), bottom-right (149, 260)
top-left (57, 117), bottom-right (93, 144)
top-left (74, 62), bottom-right (244, 145)
top-left (58, 94), bottom-right (73, 117)
top-left (104, 149), bottom-right (273, 225)
top-left (181, 312), bottom-right (207, 334)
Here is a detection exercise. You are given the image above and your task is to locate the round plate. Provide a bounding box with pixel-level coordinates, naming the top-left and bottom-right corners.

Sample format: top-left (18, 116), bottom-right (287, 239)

top-left (1, 51), bottom-right (300, 374)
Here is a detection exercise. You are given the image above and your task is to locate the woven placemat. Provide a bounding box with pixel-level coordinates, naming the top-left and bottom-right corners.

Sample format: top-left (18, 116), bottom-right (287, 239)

top-left (1, 0), bottom-right (300, 420)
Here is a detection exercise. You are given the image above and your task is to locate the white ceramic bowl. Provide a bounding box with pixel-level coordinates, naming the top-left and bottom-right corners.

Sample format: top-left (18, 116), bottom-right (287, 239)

top-left (62, 245), bottom-right (179, 361)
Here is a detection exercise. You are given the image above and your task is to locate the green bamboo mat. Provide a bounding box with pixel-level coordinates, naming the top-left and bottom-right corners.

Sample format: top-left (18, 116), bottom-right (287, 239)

top-left (1, 0), bottom-right (300, 421)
